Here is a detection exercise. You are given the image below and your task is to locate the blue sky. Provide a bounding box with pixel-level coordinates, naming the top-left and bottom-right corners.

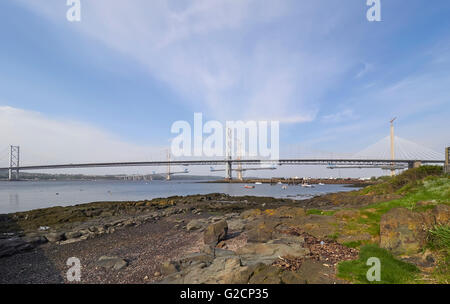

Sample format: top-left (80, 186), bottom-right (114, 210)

top-left (0, 0), bottom-right (449, 176)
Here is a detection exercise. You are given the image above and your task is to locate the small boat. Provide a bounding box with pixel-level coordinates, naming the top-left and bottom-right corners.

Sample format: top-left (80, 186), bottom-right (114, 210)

top-left (318, 183), bottom-right (325, 186)
top-left (255, 182), bottom-right (262, 185)
top-left (277, 182), bottom-right (283, 185)
top-left (244, 185), bottom-right (255, 189)
top-left (281, 185), bottom-right (288, 190)
top-left (301, 183), bottom-right (312, 188)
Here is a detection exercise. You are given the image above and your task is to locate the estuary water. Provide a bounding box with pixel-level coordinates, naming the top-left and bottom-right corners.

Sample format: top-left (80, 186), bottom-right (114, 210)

top-left (0, 180), bottom-right (358, 214)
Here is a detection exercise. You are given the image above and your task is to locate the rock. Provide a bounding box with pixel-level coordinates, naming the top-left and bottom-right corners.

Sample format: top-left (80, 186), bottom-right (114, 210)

top-left (160, 261), bottom-right (181, 276)
top-left (334, 210), bottom-right (359, 219)
top-left (45, 232), bottom-right (65, 243)
top-left (0, 238), bottom-right (34, 258)
top-left (64, 231), bottom-right (82, 240)
top-left (236, 242), bottom-right (309, 266)
top-left (179, 252), bottom-right (214, 268)
top-left (23, 234), bottom-right (48, 246)
top-left (380, 208), bottom-right (430, 255)
top-left (271, 207), bottom-right (306, 219)
top-left (247, 264), bottom-right (283, 284)
top-left (246, 219), bottom-right (280, 243)
top-left (432, 204), bottom-right (450, 225)
top-left (96, 256), bottom-right (128, 270)
top-left (186, 220), bottom-right (203, 231)
top-left (203, 220), bottom-right (228, 245)
top-left (241, 209), bottom-right (262, 219)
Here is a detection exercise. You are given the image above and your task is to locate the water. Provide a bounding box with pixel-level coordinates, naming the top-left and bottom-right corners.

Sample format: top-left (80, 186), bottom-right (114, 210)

top-left (0, 180), bottom-right (358, 214)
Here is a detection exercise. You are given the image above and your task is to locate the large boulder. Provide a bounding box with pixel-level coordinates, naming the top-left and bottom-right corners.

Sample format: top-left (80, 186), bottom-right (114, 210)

top-left (203, 220), bottom-right (228, 245)
top-left (380, 208), bottom-right (430, 255)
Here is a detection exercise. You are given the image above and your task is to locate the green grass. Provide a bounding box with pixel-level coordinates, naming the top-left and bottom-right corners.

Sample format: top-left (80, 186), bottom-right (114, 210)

top-left (342, 177), bottom-right (450, 237)
top-left (337, 245), bottom-right (420, 284)
top-left (360, 166), bottom-right (444, 196)
top-left (428, 225), bottom-right (450, 250)
top-left (306, 209), bottom-right (335, 216)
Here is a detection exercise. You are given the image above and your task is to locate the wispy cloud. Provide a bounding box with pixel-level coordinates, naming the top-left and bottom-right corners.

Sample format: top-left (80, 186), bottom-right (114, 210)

top-left (16, 0), bottom-right (353, 124)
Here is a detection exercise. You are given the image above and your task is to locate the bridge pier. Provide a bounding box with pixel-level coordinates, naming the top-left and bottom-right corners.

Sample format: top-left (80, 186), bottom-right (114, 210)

top-left (225, 161), bottom-right (232, 180)
top-left (408, 161), bottom-right (422, 169)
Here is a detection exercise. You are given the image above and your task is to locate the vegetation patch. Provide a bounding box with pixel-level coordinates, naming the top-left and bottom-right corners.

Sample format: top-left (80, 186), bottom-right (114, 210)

top-left (306, 209), bottom-right (335, 216)
top-left (337, 245), bottom-right (420, 284)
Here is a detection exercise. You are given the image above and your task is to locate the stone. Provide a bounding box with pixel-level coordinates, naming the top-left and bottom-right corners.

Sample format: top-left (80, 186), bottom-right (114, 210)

top-left (380, 208), bottom-right (430, 255)
top-left (45, 232), bottom-right (65, 242)
top-left (179, 252), bottom-right (214, 268)
top-left (64, 231), bottom-right (82, 240)
top-left (245, 219), bottom-right (280, 243)
top-left (241, 209), bottom-right (262, 219)
top-left (0, 238), bottom-right (34, 258)
top-left (432, 204), bottom-right (450, 225)
top-left (186, 220), bottom-right (203, 231)
top-left (160, 261), bottom-right (181, 276)
top-left (236, 242), bottom-right (309, 266)
top-left (96, 256), bottom-right (128, 270)
top-left (203, 220), bottom-right (228, 245)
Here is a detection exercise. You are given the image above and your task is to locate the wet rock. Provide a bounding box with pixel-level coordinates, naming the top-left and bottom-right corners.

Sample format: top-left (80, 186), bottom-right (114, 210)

top-left (22, 235), bottom-right (48, 246)
top-left (0, 238), bottom-right (34, 258)
top-left (96, 256), bottom-right (128, 270)
top-left (203, 220), bottom-right (228, 245)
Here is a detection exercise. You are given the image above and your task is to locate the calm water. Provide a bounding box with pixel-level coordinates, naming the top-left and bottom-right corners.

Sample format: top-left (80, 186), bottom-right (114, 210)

top-left (0, 180), bottom-right (358, 214)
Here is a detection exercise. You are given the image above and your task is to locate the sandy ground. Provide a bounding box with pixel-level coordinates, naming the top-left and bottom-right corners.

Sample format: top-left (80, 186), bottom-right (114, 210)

top-left (0, 215), bottom-right (207, 284)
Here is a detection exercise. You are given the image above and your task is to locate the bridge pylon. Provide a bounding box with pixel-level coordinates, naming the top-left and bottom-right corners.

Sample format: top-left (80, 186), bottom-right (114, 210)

top-left (9, 145), bottom-right (20, 181)
top-left (445, 147), bottom-right (450, 174)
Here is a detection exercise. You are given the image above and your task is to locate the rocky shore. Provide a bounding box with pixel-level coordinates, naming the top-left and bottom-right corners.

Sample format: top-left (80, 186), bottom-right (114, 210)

top-left (0, 170), bottom-right (449, 284)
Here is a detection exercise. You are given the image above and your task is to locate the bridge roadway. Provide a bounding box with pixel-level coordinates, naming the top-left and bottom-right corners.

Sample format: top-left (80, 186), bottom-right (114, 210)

top-left (0, 158), bottom-right (444, 171)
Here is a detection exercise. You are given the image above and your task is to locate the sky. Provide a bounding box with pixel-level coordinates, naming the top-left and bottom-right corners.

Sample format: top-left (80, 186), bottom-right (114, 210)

top-left (0, 0), bottom-right (449, 178)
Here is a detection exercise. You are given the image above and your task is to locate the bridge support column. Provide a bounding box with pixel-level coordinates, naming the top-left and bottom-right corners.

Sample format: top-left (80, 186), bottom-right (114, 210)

top-left (225, 161), bottom-right (232, 180)
top-left (8, 145), bottom-right (20, 181)
top-left (445, 147), bottom-right (450, 174)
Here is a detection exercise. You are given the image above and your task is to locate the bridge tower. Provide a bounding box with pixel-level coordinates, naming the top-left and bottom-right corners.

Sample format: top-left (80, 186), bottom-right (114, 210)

top-left (225, 128), bottom-right (232, 180)
top-left (9, 145), bottom-right (20, 181)
top-left (390, 118), bottom-right (397, 177)
top-left (166, 149), bottom-right (171, 181)
top-left (445, 147), bottom-right (450, 174)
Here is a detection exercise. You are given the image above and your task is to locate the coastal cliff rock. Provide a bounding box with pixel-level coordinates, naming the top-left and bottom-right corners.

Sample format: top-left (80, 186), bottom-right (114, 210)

top-left (380, 205), bottom-right (450, 255)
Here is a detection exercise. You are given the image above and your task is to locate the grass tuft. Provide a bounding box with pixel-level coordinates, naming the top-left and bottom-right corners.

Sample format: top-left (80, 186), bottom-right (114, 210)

top-left (337, 245), bottom-right (420, 284)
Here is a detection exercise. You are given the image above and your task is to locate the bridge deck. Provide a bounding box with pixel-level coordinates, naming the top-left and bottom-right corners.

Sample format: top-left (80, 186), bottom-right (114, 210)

top-left (0, 159), bottom-right (444, 171)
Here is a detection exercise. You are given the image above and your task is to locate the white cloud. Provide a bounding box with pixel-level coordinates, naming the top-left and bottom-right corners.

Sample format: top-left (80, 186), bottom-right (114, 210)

top-left (0, 106), bottom-right (167, 173)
